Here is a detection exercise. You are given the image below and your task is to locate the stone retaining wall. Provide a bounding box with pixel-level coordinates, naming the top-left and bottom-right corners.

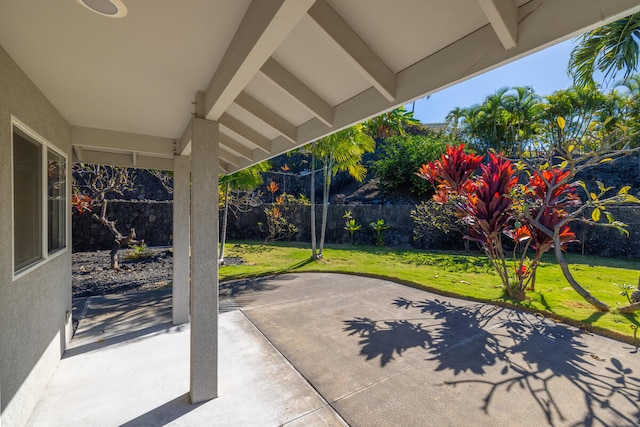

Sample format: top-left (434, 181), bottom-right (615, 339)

top-left (72, 200), bottom-right (173, 251)
top-left (73, 200), bottom-right (640, 258)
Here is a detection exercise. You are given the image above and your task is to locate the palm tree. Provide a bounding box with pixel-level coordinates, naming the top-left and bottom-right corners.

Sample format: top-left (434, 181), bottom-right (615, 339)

top-left (569, 13), bottom-right (640, 89)
top-left (219, 161), bottom-right (270, 263)
top-left (444, 107), bottom-right (466, 140)
top-left (501, 86), bottom-right (542, 156)
top-left (310, 124), bottom-right (375, 257)
top-left (540, 86), bottom-right (611, 147)
top-left (364, 106), bottom-right (419, 140)
top-left (615, 73), bottom-right (640, 146)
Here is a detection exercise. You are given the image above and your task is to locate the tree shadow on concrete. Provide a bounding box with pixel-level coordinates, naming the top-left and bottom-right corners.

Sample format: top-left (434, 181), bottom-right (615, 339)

top-left (344, 297), bottom-right (640, 426)
top-left (219, 276), bottom-right (281, 298)
top-left (343, 317), bottom-right (433, 367)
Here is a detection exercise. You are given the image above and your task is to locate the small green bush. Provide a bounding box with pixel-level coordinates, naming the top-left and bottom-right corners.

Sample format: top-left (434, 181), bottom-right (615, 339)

top-left (126, 242), bottom-right (151, 260)
top-left (371, 133), bottom-right (454, 196)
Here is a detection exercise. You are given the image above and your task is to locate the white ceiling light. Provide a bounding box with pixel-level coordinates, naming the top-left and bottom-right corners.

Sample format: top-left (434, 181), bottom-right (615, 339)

top-left (76, 0), bottom-right (127, 18)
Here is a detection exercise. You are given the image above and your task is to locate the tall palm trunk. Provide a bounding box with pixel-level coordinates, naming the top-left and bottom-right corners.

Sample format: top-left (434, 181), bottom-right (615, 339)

top-left (310, 143), bottom-right (318, 259)
top-left (219, 181), bottom-right (230, 264)
top-left (319, 163), bottom-right (331, 256)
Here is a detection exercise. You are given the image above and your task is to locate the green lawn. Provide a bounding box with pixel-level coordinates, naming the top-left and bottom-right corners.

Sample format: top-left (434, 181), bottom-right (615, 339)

top-left (220, 241), bottom-right (640, 343)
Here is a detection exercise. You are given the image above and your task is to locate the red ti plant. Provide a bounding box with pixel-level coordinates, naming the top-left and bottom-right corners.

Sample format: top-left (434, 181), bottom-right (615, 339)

top-left (420, 146), bottom-right (526, 299)
top-left (422, 117), bottom-right (640, 310)
top-left (419, 146), bottom-right (576, 301)
top-left (417, 144), bottom-right (482, 202)
top-left (460, 153), bottom-right (520, 297)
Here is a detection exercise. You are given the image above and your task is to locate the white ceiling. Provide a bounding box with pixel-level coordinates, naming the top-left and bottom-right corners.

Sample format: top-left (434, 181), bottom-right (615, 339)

top-left (1, 0), bottom-right (640, 173)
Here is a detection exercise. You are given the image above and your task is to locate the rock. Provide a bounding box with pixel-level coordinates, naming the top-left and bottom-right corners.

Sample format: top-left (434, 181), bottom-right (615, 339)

top-left (631, 289), bottom-right (640, 303)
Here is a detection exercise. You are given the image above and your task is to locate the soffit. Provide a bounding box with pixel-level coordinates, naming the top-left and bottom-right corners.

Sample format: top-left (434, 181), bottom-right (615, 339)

top-left (1, 0), bottom-right (640, 173)
top-left (0, 0), bottom-right (250, 139)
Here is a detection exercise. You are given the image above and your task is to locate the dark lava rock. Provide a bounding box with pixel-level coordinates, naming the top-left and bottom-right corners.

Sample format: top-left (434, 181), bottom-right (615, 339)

top-left (72, 247), bottom-right (173, 297)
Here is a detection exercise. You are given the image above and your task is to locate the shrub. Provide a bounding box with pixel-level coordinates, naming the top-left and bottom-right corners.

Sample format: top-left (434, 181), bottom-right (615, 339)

top-left (371, 134), bottom-right (452, 196)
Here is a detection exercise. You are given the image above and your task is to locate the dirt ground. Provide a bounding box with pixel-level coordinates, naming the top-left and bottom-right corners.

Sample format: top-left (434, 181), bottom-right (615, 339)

top-left (72, 247), bottom-right (172, 297)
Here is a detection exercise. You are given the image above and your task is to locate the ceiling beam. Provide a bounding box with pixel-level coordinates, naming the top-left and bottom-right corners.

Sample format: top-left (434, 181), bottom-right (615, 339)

top-left (219, 146), bottom-right (242, 167)
top-left (204, 0), bottom-right (315, 121)
top-left (74, 150), bottom-right (174, 170)
top-left (71, 126), bottom-right (175, 157)
top-left (307, 0), bottom-right (396, 101)
top-left (177, 119), bottom-right (193, 156)
top-left (73, 146), bottom-right (84, 162)
top-left (234, 92), bottom-right (297, 143)
top-left (248, 0), bottom-right (640, 172)
top-left (477, 0), bottom-right (518, 50)
top-left (219, 161), bottom-right (229, 174)
top-left (220, 113), bottom-right (271, 153)
top-left (219, 133), bottom-right (257, 161)
top-left (260, 58), bottom-right (334, 126)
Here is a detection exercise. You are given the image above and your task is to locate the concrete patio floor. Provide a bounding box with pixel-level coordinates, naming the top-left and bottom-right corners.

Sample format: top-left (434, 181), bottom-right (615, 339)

top-left (29, 273), bottom-right (640, 426)
top-left (28, 288), bottom-right (346, 427)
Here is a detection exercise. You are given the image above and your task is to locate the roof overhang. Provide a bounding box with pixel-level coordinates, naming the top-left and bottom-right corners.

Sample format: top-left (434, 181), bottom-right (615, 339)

top-left (2, 0), bottom-right (640, 172)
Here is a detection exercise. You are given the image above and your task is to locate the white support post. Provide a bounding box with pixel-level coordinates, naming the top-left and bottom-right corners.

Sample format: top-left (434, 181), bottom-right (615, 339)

top-left (172, 155), bottom-right (191, 325)
top-left (189, 118), bottom-right (219, 403)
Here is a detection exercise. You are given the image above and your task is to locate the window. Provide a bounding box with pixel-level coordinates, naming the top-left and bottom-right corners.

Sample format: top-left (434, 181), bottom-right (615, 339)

top-left (48, 149), bottom-right (66, 253)
top-left (12, 121), bottom-right (67, 275)
top-left (13, 127), bottom-right (42, 271)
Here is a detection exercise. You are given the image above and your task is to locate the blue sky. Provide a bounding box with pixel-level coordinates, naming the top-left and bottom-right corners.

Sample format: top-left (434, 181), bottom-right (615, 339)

top-left (410, 39), bottom-right (577, 124)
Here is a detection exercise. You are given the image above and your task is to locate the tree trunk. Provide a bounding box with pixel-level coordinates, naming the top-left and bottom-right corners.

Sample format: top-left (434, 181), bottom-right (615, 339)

top-left (618, 301), bottom-right (640, 314)
top-left (310, 147), bottom-right (318, 260)
top-left (93, 200), bottom-right (139, 270)
top-left (110, 240), bottom-right (121, 269)
top-left (554, 238), bottom-right (610, 311)
top-left (219, 182), bottom-right (230, 264)
top-left (319, 164), bottom-right (331, 256)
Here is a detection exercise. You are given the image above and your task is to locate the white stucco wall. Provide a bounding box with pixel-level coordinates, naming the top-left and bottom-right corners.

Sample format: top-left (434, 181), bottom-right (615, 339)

top-left (0, 45), bottom-right (72, 427)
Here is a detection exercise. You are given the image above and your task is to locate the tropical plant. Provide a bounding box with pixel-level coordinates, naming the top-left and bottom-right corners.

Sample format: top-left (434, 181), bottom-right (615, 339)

top-left (615, 282), bottom-right (636, 304)
top-left (219, 161), bottom-right (270, 264)
top-left (279, 163), bottom-right (290, 193)
top-left (71, 193), bottom-right (92, 214)
top-left (614, 74), bottom-right (640, 147)
top-left (518, 117), bottom-right (640, 310)
top-left (420, 120), bottom-right (640, 308)
top-left (343, 211), bottom-right (361, 245)
top-left (539, 86), bottom-right (615, 148)
top-left (444, 107), bottom-right (467, 140)
top-left (569, 13), bottom-right (640, 89)
top-left (258, 195), bottom-right (299, 243)
top-left (364, 106), bottom-right (419, 140)
top-left (370, 218), bottom-right (390, 246)
top-left (309, 124), bottom-right (375, 258)
top-left (266, 180), bottom-right (280, 202)
top-left (126, 242), bottom-right (151, 260)
top-left (372, 133), bottom-right (449, 196)
top-left (445, 87), bottom-right (543, 156)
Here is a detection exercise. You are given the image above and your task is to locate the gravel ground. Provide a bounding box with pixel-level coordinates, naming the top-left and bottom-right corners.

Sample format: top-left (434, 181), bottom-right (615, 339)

top-left (72, 247), bottom-right (173, 297)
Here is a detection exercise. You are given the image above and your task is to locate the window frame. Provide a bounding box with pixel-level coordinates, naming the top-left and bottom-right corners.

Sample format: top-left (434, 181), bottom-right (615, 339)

top-left (11, 117), bottom-right (69, 280)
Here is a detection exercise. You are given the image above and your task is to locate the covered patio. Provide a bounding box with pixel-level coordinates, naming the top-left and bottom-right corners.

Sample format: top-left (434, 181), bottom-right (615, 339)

top-left (2, 0), bottom-right (640, 425)
top-left (28, 274), bottom-right (640, 426)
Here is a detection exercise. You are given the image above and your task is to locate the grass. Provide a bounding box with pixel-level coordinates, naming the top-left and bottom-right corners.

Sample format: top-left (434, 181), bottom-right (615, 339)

top-left (220, 241), bottom-right (640, 343)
